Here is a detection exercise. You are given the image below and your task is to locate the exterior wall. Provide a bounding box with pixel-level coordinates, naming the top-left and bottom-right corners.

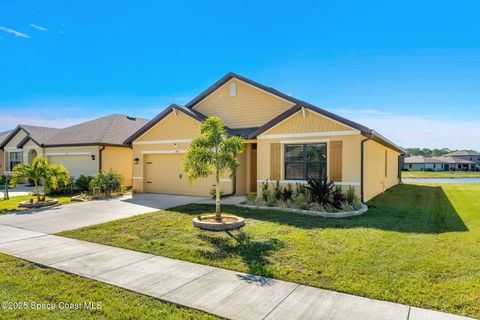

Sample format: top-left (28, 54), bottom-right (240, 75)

top-left (262, 109), bottom-right (353, 135)
top-left (131, 111), bottom-right (233, 195)
top-left (403, 163), bottom-right (445, 171)
top-left (363, 140), bottom-right (400, 202)
top-left (193, 78), bottom-right (295, 128)
top-left (45, 146), bottom-right (100, 178)
top-left (102, 146), bottom-right (133, 187)
top-left (256, 109), bottom-right (364, 196)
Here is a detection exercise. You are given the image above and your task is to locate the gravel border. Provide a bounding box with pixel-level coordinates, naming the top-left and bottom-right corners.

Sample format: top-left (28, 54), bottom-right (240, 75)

top-left (236, 203), bottom-right (368, 218)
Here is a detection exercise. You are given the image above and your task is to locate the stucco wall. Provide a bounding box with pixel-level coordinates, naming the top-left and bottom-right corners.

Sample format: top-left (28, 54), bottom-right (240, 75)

top-left (131, 110), bottom-right (234, 195)
top-left (102, 146), bottom-right (133, 187)
top-left (256, 109), bottom-right (364, 195)
top-left (193, 78), bottom-right (295, 128)
top-left (363, 140), bottom-right (400, 202)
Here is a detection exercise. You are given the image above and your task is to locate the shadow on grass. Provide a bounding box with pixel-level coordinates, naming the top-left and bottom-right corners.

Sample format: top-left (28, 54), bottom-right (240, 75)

top-left (173, 184), bottom-right (468, 234)
top-left (198, 230), bottom-right (283, 279)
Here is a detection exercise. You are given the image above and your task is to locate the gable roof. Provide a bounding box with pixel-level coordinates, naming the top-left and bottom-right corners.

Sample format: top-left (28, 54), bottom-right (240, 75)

top-left (184, 72), bottom-right (403, 153)
top-left (124, 104), bottom-right (205, 144)
top-left (44, 114), bottom-right (149, 147)
top-left (184, 72), bottom-right (301, 109)
top-left (444, 150), bottom-right (479, 157)
top-left (125, 72), bottom-right (403, 153)
top-left (0, 130), bottom-right (12, 146)
top-left (404, 155), bottom-right (476, 165)
top-left (0, 125), bottom-right (60, 149)
top-left (1, 115), bottom-right (148, 149)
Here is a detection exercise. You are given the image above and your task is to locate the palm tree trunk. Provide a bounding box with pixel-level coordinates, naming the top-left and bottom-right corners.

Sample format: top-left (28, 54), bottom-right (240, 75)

top-left (215, 168), bottom-right (221, 221)
top-left (34, 180), bottom-right (40, 202)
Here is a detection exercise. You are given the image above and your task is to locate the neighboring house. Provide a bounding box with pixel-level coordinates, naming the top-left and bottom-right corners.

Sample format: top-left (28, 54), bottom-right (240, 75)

top-left (0, 130), bottom-right (12, 175)
top-left (403, 155), bottom-right (477, 171)
top-left (444, 150), bottom-right (480, 169)
top-left (0, 114), bottom-right (148, 186)
top-left (125, 72), bottom-right (403, 202)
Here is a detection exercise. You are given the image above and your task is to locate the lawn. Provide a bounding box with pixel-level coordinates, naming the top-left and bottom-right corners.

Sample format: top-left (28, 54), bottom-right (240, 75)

top-left (61, 183), bottom-right (480, 318)
top-left (0, 195), bottom-right (74, 214)
top-left (0, 253), bottom-right (217, 319)
top-left (402, 170), bottom-right (480, 178)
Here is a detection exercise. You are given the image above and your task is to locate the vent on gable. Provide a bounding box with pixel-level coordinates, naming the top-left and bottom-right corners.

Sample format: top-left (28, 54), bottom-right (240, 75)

top-left (229, 82), bottom-right (237, 96)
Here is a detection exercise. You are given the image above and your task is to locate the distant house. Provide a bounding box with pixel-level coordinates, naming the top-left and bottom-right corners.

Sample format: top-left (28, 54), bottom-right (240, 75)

top-left (0, 130), bottom-right (12, 175)
top-left (0, 115), bottom-right (148, 186)
top-left (403, 155), bottom-right (477, 171)
top-left (444, 150), bottom-right (480, 169)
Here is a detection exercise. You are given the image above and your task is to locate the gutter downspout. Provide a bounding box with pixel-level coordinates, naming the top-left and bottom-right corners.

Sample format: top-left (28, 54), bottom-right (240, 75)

top-left (222, 176), bottom-right (237, 197)
top-left (360, 132), bottom-right (373, 204)
top-left (99, 146), bottom-right (106, 172)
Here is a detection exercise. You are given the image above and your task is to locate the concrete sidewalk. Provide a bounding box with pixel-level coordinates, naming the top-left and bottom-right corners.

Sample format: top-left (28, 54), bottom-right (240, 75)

top-left (0, 224), bottom-right (474, 320)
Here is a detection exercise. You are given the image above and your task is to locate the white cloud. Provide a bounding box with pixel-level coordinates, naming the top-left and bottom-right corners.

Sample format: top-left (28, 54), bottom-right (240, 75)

top-left (0, 26), bottom-right (30, 38)
top-left (30, 23), bottom-right (48, 31)
top-left (333, 108), bottom-right (480, 150)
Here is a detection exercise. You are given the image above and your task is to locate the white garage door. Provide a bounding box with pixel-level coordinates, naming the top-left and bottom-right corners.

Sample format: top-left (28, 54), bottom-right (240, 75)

top-left (144, 154), bottom-right (215, 196)
top-left (48, 155), bottom-right (96, 178)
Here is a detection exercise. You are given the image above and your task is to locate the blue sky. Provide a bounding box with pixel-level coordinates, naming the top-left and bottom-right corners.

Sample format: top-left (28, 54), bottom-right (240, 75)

top-left (1, 0), bottom-right (479, 149)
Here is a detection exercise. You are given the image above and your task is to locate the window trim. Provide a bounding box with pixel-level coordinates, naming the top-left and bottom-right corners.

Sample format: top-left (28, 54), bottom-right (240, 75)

top-left (284, 143), bottom-right (327, 180)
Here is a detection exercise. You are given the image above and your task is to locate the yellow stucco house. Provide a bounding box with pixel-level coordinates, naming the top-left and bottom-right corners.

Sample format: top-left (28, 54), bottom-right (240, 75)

top-left (126, 73), bottom-right (403, 202)
top-left (0, 114), bottom-right (148, 187)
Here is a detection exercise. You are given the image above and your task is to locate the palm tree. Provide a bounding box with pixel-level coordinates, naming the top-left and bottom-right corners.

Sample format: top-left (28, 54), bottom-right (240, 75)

top-left (10, 157), bottom-right (70, 202)
top-left (183, 116), bottom-right (244, 221)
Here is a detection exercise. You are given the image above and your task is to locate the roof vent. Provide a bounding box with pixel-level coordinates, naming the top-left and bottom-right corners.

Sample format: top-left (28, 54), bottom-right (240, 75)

top-left (126, 116), bottom-right (137, 121)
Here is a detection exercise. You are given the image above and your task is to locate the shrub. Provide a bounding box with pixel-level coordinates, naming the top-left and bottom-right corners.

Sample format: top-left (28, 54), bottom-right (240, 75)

top-left (333, 190), bottom-right (347, 208)
top-left (271, 180), bottom-right (282, 200)
top-left (90, 169), bottom-right (124, 197)
top-left (266, 189), bottom-right (277, 207)
top-left (49, 177), bottom-right (76, 195)
top-left (292, 192), bottom-right (307, 208)
top-left (261, 180), bottom-right (269, 201)
top-left (246, 193), bottom-right (256, 203)
top-left (280, 184), bottom-right (293, 202)
top-left (304, 177), bottom-right (336, 206)
top-left (75, 175), bottom-right (93, 192)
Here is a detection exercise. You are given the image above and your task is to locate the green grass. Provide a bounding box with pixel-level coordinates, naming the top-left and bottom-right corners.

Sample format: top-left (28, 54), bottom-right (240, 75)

top-left (61, 183), bottom-right (480, 318)
top-left (0, 253), bottom-right (218, 319)
top-left (0, 195), bottom-right (74, 214)
top-left (402, 170), bottom-right (480, 178)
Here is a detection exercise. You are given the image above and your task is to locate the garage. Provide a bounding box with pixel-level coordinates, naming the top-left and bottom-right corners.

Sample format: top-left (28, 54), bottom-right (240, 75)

top-left (144, 153), bottom-right (216, 196)
top-left (47, 153), bottom-right (97, 178)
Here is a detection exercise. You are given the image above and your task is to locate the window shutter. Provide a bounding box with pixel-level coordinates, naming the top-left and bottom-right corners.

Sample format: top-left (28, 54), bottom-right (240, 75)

top-left (329, 141), bottom-right (342, 182)
top-left (270, 143), bottom-right (281, 180)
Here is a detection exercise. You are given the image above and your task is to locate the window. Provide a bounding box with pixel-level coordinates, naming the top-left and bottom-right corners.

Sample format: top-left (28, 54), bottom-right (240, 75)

top-left (8, 151), bottom-right (22, 171)
top-left (284, 144), bottom-right (327, 180)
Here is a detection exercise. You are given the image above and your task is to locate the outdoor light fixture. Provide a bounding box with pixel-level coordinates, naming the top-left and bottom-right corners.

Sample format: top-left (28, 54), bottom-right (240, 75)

top-left (134, 157), bottom-right (139, 164)
top-left (91, 155), bottom-right (96, 160)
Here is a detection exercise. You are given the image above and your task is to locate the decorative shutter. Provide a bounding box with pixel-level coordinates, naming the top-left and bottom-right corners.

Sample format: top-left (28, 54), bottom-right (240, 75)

top-left (329, 141), bottom-right (343, 182)
top-left (270, 143), bottom-right (281, 180)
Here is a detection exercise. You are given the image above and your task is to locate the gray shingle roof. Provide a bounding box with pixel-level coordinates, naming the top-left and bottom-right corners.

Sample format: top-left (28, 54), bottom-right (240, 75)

top-left (444, 150), bottom-right (479, 157)
top-left (404, 155), bottom-right (476, 165)
top-left (0, 130), bottom-right (12, 145)
top-left (1, 115), bottom-right (149, 149)
top-left (44, 114), bottom-right (149, 147)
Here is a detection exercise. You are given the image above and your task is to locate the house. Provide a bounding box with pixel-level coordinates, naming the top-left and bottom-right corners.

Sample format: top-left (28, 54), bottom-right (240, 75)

top-left (403, 155), bottom-right (477, 171)
top-left (0, 114), bottom-right (148, 186)
top-left (125, 73), bottom-right (403, 202)
top-left (0, 130), bottom-right (12, 175)
top-left (403, 156), bottom-right (447, 171)
top-left (444, 150), bottom-right (480, 170)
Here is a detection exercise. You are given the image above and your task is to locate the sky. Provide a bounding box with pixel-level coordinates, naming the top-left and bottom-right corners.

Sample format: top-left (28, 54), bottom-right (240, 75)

top-left (1, 0), bottom-right (479, 149)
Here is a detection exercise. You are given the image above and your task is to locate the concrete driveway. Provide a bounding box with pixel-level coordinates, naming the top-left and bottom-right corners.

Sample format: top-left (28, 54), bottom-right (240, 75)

top-left (0, 193), bottom-right (207, 234)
